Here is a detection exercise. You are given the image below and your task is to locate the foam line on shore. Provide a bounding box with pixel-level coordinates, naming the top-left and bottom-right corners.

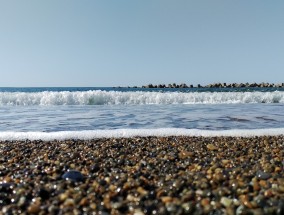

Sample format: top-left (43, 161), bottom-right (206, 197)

top-left (0, 128), bottom-right (284, 141)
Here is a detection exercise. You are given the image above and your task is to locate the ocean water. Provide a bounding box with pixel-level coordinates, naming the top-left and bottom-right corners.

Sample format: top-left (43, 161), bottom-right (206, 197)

top-left (0, 87), bottom-right (284, 140)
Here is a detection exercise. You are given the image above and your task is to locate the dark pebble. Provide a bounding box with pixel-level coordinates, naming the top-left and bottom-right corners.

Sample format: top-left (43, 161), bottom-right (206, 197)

top-left (37, 188), bottom-right (50, 200)
top-left (277, 200), bottom-right (284, 215)
top-left (99, 179), bottom-right (107, 186)
top-left (0, 183), bottom-right (14, 194)
top-left (256, 170), bottom-right (271, 180)
top-left (62, 170), bottom-right (84, 182)
top-left (91, 164), bottom-right (100, 173)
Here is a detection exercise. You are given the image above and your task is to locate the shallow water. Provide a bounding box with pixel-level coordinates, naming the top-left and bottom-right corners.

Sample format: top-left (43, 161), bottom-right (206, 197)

top-left (1, 103), bottom-right (283, 132)
top-left (0, 87), bottom-right (283, 139)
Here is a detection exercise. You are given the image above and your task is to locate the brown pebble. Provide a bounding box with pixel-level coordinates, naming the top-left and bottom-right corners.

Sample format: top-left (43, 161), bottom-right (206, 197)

top-left (207, 144), bottom-right (218, 151)
top-left (201, 198), bottom-right (210, 207)
top-left (79, 197), bottom-right (88, 206)
top-left (137, 187), bottom-right (148, 196)
top-left (226, 206), bottom-right (235, 215)
top-left (161, 196), bottom-right (173, 203)
top-left (221, 159), bottom-right (230, 165)
top-left (259, 180), bottom-right (268, 188)
top-left (90, 203), bottom-right (97, 210)
top-left (275, 166), bottom-right (281, 173)
top-left (178, 151), bottom-right (193, 159)
top-left (252, 178), bottom-right (260, 191)
top-left (264, 189), bottom-right (273, 197)
top-left (279, 185), bottom-right (284, 192)
top-left (27, 201), bottom-right (41, 214)
top-left (63, 198), bottom-right (75, 207)
top-left (239, 194), bottom-right (253, 209)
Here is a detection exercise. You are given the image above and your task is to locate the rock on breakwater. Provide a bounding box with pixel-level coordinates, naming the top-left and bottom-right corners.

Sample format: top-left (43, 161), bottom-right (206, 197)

top-left (0, 136), bottom-right (284, 214)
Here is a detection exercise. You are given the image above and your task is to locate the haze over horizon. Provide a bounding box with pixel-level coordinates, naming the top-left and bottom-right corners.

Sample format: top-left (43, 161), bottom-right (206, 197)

top-left (0, 0), bottom-right (283, 87)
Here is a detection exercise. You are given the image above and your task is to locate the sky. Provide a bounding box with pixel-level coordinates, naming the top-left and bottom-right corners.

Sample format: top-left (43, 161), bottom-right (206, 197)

top-left (0, 0), bottom-right (283, 87)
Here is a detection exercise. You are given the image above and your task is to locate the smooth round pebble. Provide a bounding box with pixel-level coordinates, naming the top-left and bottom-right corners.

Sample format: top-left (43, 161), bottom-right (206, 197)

top-left (62, 170), bottom-right (84, 182)
top-left (256, 170), bottom-right (271, 180)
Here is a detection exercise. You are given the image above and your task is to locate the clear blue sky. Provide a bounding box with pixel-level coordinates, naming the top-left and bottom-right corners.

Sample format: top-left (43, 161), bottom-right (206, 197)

top-left (0, 0), bottom-right (283, 87)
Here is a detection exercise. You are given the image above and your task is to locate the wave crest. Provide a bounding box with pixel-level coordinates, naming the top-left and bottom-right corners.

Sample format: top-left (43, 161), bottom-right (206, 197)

top-left (0, 90), bottom-right (284, 106)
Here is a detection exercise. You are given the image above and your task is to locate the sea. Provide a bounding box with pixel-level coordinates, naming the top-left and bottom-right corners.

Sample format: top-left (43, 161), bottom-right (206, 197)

top-left (0, 87), bottom-right (284, 140)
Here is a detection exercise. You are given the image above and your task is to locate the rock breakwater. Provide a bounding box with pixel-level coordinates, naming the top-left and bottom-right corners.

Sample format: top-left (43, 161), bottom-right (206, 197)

top-left (1, 136), bottom-right (284, 214)
top-left (137, 82), bottom-right (284, 88)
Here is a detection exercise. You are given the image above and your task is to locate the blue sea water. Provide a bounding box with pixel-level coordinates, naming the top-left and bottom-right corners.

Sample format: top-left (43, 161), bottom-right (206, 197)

top-left (0, 87), bottom-right (284, 140)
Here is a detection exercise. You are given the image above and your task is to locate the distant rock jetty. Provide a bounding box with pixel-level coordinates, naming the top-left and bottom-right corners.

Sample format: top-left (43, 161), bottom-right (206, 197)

top-left (126, 82), bottom-right (284, 88)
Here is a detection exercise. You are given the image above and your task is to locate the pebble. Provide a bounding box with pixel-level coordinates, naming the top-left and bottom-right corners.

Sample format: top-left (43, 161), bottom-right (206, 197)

top-left (62, 170), bottom-right (84, 182)
top-left (236, 205), bottom-right (246, 215)
top-left (133, 209), bottom-right (145, 215)
top-left (0, 136), bottom-right (283, 214)
top-left (207, 144), bottom-right (218, 151)
top-left (63, 198), bottom-right (75, 207)
top-left (220, 197), bottom-right (233, 207)
top-left (256, 170), bottom-right (271, 180)
top-left (0, 182), bottom-right (14, 193)
top-left (27, 199), bottom-right (41, 214)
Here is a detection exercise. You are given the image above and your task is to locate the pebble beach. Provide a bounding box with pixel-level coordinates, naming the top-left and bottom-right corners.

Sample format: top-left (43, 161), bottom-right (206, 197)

top-left (1, 136), bottom-right (284, 214)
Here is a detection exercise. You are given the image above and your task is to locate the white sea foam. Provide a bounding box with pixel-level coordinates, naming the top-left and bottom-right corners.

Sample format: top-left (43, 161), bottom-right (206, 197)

top-left (0, 128), bottom-right (283, 141)
top-left (0, 90), bottom-right (284, 106)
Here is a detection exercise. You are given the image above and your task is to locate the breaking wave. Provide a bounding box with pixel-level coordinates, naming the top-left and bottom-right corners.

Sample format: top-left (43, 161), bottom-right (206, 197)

top-left (0, 90), bottom-right (284, 106)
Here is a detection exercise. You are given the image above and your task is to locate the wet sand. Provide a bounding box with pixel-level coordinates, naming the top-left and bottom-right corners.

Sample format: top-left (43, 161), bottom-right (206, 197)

top-left (1, 136), bottom-right (284, 214)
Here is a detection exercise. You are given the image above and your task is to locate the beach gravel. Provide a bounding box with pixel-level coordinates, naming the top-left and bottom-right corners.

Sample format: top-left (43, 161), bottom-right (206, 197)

top-left (0, 136), bottom-right (284, 214)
